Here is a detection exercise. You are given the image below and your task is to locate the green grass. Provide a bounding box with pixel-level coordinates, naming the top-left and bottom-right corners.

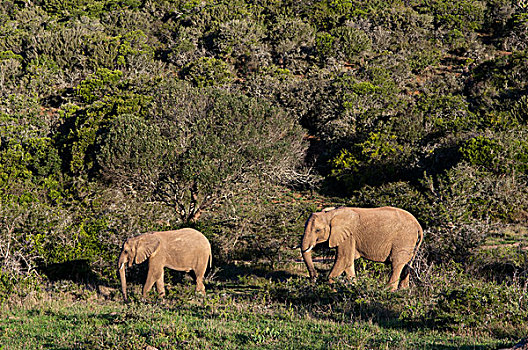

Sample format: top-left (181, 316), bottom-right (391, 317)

top-left (0, 271), bottom-right (523, 350)
top-left (483, 225), bottom-right (528, 247)
top-left (0, 296), bottom-right (512, 350)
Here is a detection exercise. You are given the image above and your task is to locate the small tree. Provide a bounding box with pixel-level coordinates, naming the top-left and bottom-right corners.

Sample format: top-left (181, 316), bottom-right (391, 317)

top-left (96, 80), bottom-right (307, 223)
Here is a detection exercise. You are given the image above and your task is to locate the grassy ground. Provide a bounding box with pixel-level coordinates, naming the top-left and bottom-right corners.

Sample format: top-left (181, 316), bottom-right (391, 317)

top-left (1, 259), bottom-right (526, 350)
top-left (1, 229), bottom-right (527, 350)
top-left (0, 289), bottom-right (514, 350)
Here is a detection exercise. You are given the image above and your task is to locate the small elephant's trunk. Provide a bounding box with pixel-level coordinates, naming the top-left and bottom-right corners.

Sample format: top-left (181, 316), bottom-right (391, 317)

top-left (118, 255), bottom-right (128, 301)
top-left (301, 235), bottom-right (317, 280)
top-left (302, 249), bottom-right (317, 281)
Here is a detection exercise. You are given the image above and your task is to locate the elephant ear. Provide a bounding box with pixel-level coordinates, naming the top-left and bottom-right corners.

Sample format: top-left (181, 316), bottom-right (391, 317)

top-left (328, 208), bottom-right (359, 248)
top-left (134, 234), bottom-right (161, 265)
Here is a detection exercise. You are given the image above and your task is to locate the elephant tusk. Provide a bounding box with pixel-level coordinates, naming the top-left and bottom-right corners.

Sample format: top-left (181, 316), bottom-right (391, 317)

top-left (119, 262), bottom-right (125, 270)
top-left (302, 245), bottom-right (314, 254)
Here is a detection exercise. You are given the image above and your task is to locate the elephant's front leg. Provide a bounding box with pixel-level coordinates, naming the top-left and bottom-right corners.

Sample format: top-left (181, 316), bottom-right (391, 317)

top-left (345, 250), bottom-right (362, 280)
top-left (344, 263), bottom-right (356, 279)
top-left (155, 271), bottom-right (166, 297)
top-left (143, 263), bottom-right (164, 298)
top-left (328, 243), bottom-right (354, 283)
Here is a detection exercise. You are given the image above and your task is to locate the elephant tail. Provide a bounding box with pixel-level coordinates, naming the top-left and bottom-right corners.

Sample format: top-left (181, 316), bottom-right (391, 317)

top-left (409, 226), bottom-right (424, 267)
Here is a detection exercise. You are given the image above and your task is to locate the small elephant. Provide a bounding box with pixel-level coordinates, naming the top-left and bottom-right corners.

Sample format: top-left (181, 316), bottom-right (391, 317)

top-left (118, 228), bottom-right (212, 301)
top-left (301, 206), bottom-right (423, 291)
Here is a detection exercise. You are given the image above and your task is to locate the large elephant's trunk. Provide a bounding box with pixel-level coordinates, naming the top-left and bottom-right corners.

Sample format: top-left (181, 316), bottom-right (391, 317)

top-left (301, 235), bottom-right (317, 280)
top-left (118, 254), bottom-right (128, 301)
top-left (302, 249), bottom-right (317, 280)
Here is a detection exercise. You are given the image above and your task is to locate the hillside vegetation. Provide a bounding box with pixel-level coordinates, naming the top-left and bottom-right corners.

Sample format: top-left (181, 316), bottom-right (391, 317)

top-left (0, 0), bottom-right (527, 348)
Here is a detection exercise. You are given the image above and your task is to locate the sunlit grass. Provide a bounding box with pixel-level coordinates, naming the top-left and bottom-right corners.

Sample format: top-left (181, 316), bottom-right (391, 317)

top-left (0, 270), bottom-right (522, 350)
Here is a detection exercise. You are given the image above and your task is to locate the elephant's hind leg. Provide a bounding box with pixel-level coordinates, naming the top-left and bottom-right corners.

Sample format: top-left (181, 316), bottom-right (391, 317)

top-left (387, 262), bottom-right (406, 292)
top-left (193, 262), bottom-right (207, 293)
top-left (398, 265), bottom-right (411, 289)
top-left (388, 245), bottom-right (414, 291)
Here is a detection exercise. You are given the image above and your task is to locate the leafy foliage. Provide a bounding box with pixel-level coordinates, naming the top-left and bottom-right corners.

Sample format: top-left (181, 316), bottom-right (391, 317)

top-left (96, 81), bottom-right (306, 222)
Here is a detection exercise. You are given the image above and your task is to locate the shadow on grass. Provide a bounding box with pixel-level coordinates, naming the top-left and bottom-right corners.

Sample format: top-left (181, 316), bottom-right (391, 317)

top-left (39, 259), bottom-right (100, 284)
top-left (212, 263), bottom-right (299, 282)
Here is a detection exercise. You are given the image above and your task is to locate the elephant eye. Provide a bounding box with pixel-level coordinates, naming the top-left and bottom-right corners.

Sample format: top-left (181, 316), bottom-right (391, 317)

top-left (315, 228), bottom-right (321, 233)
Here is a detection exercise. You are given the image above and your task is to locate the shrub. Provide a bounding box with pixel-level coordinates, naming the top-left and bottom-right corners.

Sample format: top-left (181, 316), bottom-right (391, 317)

top-left (0, 95), bottom-right (63, 204)
top-left (328, 131), bottom-right (407, 191)
top-left (210, 19), bottom-right (270, 74)
top-left (431, 283), bottom-right (527, 335)
top-left (165, 27), bottom-right (202, 68)
top-left (502, 8), bottom-right (528, 51)
top-left (23, 55), bottom-right (64, 98)
top-left (307, 0), bottom-right (388, 32)
top-left (300, 67), bottom-right (403, 146)
top-left (31, 19), bottom-right (95, 73)
top-left (76, 68), bottom-right (123, 103)
top-left (419, 162), bottom-right (528, 262)
top-left (314, 31), bottom-right (336, 62)
top-left (95, 114), bottom-right (167, 192)
top-left (175, 0), bottom-right (252, 34)
top-left (415, 93), bottom-right (476, 135)
top-left (269, 17), bottom-right (315, 72)
top-left (460, 136), bottom-right (503, 172)
top-left (329, 148), bottom-right (360, 176)
top-left (420, 0), bottom-right (487, 33)
top-left (0, 50), bottom-right (23, 92)
top-left (96, 80), bottom-right (307, 223)
top-left (470, 244), bottom-right (528, 284)
top-left (330, 26), bottom-right (372, 62)
top-left (59, 69), bottom-right (151, 175)
top-left (469, 52), bottom-right (528, 127)
top-left (114, 30), bottom-right (155, 70)
top-left (460, 132), bottom-right (528, 175)
top-left (181, 56), bottom-right (234, 87)
top-left (315, 25), bottom-right (371, 64)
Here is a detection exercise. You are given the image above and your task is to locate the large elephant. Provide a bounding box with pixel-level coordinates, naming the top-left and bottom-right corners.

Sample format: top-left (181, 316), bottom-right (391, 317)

top-left (118, 228), bottom-right (212, 301)
top-left (301, 206), bottom-right (423, 291)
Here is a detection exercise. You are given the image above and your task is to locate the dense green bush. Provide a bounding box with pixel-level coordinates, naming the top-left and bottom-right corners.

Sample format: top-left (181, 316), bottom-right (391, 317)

top-left (268, 17), bottom-right (314, 72)
top-left (58, 68), bottom-right (151, 174)
top-left (469, 52), bottom-right (528, 126)
top-left (316, 26), bottom-right (371, 63)
top-left (414, 93), bottom-right (476, 135)
top-left (460, 136), bottom-right (503, 171)
top-left (211, 19), bottom-right (269, 73)
top-left (432, 283), bottom-right (527, 335)
top-left (417, 0), bottom-right (487, 47)
top-left (181, 56), bottom-right (234, 87)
